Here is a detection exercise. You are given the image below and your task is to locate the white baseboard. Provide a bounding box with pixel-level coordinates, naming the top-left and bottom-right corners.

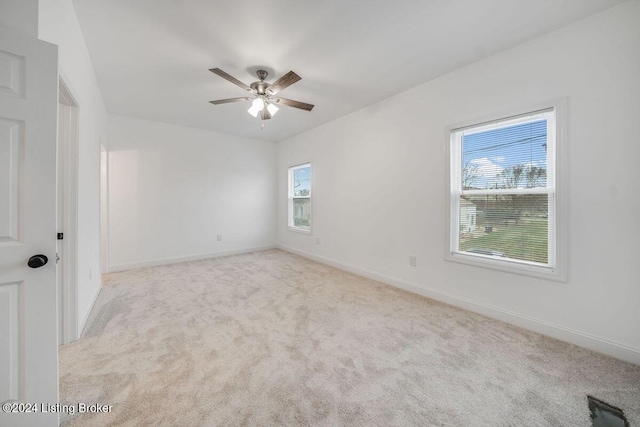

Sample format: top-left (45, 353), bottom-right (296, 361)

top-left (277, 244), bottom-right (640, 365)
top-left (108, 245), bottom-right (277, 272)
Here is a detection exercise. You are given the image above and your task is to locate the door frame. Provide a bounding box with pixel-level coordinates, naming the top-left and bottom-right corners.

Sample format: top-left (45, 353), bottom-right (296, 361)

top-left (100, 142), bottom-right (109, 274)
top-left (58, 74), bottom-right (79, 344)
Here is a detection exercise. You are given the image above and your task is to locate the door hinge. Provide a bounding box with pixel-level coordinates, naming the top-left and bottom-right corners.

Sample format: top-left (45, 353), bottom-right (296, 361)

top-left (56, 253), bottom-right (60, 263)
top-left (57, 233), bottom-right (63, 240)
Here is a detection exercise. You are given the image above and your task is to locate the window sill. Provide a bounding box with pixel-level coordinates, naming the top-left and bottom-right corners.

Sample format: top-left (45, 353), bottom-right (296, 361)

top-left (288, 226), bottom-right (312, 235)
top-left (445, 251), bottom-right (566, 282)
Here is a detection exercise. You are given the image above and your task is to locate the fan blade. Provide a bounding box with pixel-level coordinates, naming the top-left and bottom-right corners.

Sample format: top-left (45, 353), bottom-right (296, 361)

top-left (209, 97), bottom-right (252, 105)
top-left (273, 97), bottom-right (314, 111)
top-left (261, 108), bottom-right (272, 120)
top-left (209, 68), bottom-right (252, 92)
top-left (267, 71), bottom-right (301, 95)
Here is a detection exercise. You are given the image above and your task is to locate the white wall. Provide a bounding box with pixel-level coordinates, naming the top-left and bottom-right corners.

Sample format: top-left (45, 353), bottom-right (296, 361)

top-left (278, 2), bottom-right (640, 364)
top-left (107, 114), bottom-right (277, 270)
top-left (0, 0), bottom-right (38, 38)
top-left (38, 0), bottom-right (108, 334)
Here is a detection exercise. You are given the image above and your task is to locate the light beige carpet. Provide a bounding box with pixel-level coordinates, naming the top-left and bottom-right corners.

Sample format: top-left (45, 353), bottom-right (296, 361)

top-left (60, 249), bottom-right (640, 426)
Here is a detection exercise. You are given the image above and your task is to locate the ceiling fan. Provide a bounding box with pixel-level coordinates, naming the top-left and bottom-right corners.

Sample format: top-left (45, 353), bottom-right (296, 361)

top-left (209, 68), bottom-right (314, 121)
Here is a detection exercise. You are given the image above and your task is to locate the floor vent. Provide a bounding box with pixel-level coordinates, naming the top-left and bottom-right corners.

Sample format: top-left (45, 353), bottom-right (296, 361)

top-left (588, 395), bottom-right (630, 427)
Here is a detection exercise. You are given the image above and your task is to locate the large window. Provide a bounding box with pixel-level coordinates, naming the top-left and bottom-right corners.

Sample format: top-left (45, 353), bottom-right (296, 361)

top-left (288, 163), bottom-right (311, 232)
top-left (448, 107), bottom-right (563, 278)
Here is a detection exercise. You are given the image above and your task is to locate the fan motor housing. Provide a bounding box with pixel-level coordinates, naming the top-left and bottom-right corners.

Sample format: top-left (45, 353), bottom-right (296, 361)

top-left (250, 81), bottom-right (270, 95)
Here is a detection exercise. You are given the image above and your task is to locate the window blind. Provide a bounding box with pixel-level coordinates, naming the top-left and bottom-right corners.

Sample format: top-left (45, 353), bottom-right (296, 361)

top-left (451, 109), bottom-right (555, 267)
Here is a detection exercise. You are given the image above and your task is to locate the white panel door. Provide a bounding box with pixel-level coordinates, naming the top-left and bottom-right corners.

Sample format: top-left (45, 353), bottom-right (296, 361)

top-left (0, 25), bottom-right (59, 427)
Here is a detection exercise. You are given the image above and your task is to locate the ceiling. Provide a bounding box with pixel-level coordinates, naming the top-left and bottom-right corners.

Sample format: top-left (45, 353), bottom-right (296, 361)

top-left (72, 0), bottom-right (625, 142)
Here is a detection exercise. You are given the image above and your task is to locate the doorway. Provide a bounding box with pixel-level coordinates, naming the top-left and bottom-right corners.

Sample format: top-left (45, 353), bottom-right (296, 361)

top-left (57, 77), bottom-right (79, 345)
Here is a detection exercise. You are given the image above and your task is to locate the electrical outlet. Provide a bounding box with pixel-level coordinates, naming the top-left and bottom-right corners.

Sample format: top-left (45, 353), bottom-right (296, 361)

top-left (217, 235), bottom-right (222, 242)
top-left (409, 256), bottom-right (416, 267)
top-left (316, 238), bottom-right (320, 245)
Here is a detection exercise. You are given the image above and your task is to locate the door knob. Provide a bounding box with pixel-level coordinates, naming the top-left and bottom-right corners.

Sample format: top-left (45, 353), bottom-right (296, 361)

top-left (28, 254), bottom-right (48, 268)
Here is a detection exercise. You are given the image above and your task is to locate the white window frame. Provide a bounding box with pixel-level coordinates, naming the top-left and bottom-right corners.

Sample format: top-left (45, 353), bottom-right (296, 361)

top-left (445, 100), bottom-right (568, 282)
top-left (288, 162), bottom-right (312, 234)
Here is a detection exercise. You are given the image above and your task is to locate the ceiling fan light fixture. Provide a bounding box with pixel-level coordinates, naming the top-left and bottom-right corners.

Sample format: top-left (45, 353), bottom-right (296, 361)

top-left (247, 97), bottom-right (265, 117)
top-left (266, 102), bottom-right (279, 116)
top-left (247, 105), bottom-right (260, 117)
top-left (252, 97), bottom-right (264, 110)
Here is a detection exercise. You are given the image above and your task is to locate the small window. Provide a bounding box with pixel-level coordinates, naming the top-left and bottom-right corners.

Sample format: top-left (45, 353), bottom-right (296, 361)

top-left (288, 163), bottom-right (311, 233)
top-left (448, 107), bottom-right (563, 279)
